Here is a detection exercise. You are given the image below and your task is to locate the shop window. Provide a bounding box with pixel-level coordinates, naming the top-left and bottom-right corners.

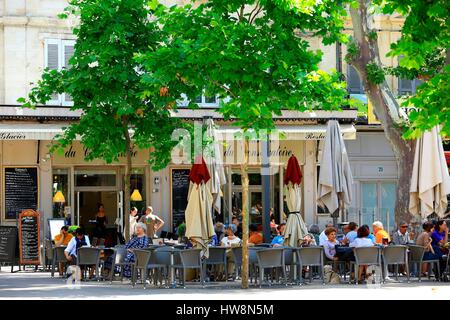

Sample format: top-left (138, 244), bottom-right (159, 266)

top-left (231, 173), bottom-right (262, 186)
top-left (347, 65), bottom-right (364, 94)
top-left (128, 168), bottom-right (147, 214)
top-left (75, 169), bottom-right (116, 187)
top-left (52, 169), bottom-right (70, 219)
top-left (397, 57), bottom-right (424, 96)
top-left (44, 39), bottom-right (75, 106)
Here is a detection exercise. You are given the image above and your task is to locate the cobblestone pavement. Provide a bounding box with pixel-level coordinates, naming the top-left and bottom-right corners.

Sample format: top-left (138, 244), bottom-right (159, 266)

top-left (0, 266), bottom-right (449, 300)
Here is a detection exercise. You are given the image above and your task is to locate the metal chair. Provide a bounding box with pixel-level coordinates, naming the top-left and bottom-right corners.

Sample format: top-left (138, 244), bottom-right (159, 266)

top-left (296, 247), bottom-right (325, 285)
top-left (131, 249), bottom-right (153, 288)
top-left (203, 247), bottom-right (228, 281)
top-left (176, 249), bottom-right (204, 287)
top-left (45, 239), bottom-right (54, 271)
top-left (408, 244), bottom-right (440, 282)
top-left (153, 246), bottom-right (179, 287)
top-left (281, 247), bottom-right (298, 284)
top-left (51, 246), bottom-right (67, 277)
top-left (255, 248), bottom-right (287, 287)
top-left (108, 246), bottom-right (134, 284)
top-left (249, 247), bottom-right (263, 283)
top-left (77, 247), bottom-right (102, 280)
top-left (350, 246), bottom-right (382, 284)
top-left (383, 245), bottom-right (409, 282)
top-left (231, 246), bottom-right (242, 280)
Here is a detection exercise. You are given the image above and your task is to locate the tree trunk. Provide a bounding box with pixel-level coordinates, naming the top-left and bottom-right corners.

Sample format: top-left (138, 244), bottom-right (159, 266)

top-left (123, 117), bottom-right (132, 240)
top-left (240, 138), bottom-right (250, 289)
top-left (349, 1), bottom-right (416, 224)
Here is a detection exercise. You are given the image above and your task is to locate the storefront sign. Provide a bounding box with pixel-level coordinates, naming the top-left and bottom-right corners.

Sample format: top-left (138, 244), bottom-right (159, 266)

top-left (0, 132), bottom-right (26, 140)
top-left (52, 141), bottom-right (149, 165)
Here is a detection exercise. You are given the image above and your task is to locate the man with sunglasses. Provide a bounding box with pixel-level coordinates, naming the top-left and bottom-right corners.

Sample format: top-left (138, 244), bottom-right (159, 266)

top-left (391, 222), bottom-right (415, 245)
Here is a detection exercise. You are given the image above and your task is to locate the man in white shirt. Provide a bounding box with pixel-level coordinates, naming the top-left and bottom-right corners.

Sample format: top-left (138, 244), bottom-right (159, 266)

top-left (319, 223), bottom-right (334, 246)
top-left (64, 227), bottom-right (91, 264)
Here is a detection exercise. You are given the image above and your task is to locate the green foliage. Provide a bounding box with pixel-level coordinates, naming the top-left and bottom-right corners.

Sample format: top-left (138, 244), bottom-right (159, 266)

top-left (374, 0), bottom-right (450, 136)
top-left (137, 0), bottom-right (349, 132)
top-left (344, 39), bottom-right (359, 64)
top-left (367, 30), bottom-right (378, 41)
top-left (19, 0), bottom-right (181, 171)
top-left (403, 65), bottom-right (450, 138)
top-left (366, 62), bottom-right (385, 84)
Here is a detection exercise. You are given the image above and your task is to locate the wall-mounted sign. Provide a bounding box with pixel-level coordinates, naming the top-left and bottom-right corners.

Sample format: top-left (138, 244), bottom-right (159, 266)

top-left (52, 141), bottom-right (149, 165)
top-left (4, 167), bottom-right (39, 220)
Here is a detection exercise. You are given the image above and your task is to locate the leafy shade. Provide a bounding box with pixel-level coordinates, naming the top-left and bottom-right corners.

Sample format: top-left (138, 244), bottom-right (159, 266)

top-left (375, 0), bottom-right (449, 137)
top-left (18, 0), bottom-right (181, 170)
top-left (136, 0), bottom-right (350, 132)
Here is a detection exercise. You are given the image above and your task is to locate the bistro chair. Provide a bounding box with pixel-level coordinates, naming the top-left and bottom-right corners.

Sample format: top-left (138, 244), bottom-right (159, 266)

top-left (249, 247), bottom-right (264, 284)
top-left (203, 247), bottom-right (228, 281)
top-left (51, 246), bottom-right (67, 278)
top-left (350, 246), bottom-right (382, 284)
top-left (231, 246), bottom-right (242, 280)
top-left (408, 244), bottom-right (440, 282)
top-left (383, 245), bottom-right (409, 282)
top-left (296, 246), bottom-right (325, 285)
top-left (255, 247), bottom-right (287, 287)
top-left (153, 246), bottom-right (180, 288)
top-left (108, 246), bottom-right (134, 284)
top-left (175, 249), bottom-right (204, 288)
top-left (131, 249), bottom-right (153, 288)
top-left (77, 247), bottom-right (102, 281)
top-left (45, 239), bottom-right (54, 272)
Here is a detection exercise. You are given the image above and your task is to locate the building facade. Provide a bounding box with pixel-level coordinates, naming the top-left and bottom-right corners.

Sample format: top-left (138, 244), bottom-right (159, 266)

top-left (0, 0), bottom-right (412, 243)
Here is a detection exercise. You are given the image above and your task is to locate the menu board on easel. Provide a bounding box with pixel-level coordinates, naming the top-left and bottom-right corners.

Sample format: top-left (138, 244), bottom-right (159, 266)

top-left (170, 168), bottom-right (190, 231)
top-left (19, 210), bottom-right (40, 265)
top-left (4, 167), bottom-right (39, 220)
top-left (0, 226), bottom-right (18, 266)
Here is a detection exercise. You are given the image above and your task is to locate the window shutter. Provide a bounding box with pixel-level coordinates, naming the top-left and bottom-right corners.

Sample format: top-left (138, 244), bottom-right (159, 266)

top-left (62, 40), bottom-right (75, 106)
top-left (347, 65), bottom-right (363, 94)
top-left (45, 39), bottom-right (61, 105)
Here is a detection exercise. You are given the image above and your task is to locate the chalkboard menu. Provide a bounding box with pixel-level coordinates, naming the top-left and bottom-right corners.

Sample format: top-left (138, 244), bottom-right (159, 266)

top-left (5, 167), bottom-right (39, 220)
top-left (171, 168), bottom-right (190, 231)
top-left (19, 210), bottom-right (40, 265)
top-left (0, 226), bottom-right (18, 264)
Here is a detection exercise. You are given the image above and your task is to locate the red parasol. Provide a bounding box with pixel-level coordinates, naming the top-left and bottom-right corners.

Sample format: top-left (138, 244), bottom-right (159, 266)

top-left (284, 155), bottom-right (302, 186)
top-left (189, 156), bottom-right (211, 185)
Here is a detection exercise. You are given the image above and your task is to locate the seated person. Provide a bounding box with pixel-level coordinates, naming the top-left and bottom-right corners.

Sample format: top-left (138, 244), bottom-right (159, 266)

top-left (104, 222), bottom-right (149, 278)
top-left (391, 221), bottom-right (415, 245)
top-left (64, 227), bottom-right (91, 279)
top-left (341, 222), bottom-right (358, 245)
top-left (350, 225), bottom-right (374, 283)
top-left (372, 221), bottom-right (390, 244)
top-left (54, 225), bottom-right (73, 276)
top-left (248, 224), bottom-right (263, 245)
top-left (220, 224), bottom-right (241, 247)
top-left (323, 227), bottom-right (339, 262)
top-left (271, 223), bottom-right (286, 246)
top-left (416, 221), bottom-right (441, 277)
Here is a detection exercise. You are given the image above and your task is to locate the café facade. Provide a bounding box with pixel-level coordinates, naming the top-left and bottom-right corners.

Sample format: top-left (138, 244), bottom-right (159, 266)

top-left (0, 105), bottom-right (401, 244)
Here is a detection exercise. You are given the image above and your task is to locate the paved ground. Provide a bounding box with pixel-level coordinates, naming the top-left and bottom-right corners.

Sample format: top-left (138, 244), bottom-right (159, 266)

top-left (1, 266), bottom-right (449, 300)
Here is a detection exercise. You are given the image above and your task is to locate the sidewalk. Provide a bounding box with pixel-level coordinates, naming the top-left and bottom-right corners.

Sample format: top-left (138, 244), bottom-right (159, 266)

top-left (1, 266), bottom-right (449, 300)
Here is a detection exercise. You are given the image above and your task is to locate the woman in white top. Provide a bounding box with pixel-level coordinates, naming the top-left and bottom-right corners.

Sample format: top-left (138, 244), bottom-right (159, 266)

top-left (221, 224), bottom-right (241, 247)
top-left (350, 225), bottom-right (374, 283)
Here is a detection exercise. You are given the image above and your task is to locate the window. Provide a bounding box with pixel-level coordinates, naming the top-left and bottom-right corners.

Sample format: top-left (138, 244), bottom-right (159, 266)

top-left (347, 65), bottom-right (364, 94)
top-left (44, 39), bottom-right (75, 106)
top-left (52, 169), bottom-right (70, 219)
top-left (360, 181), bottom-right (396, 233)
top-left (398, 78), bottom-right (423, 95)
top-left (75, 169), bottom-right (117, 187)
top-left (179, 92), bottom-right (220, 108)
top-left (397, 57), bottom-right (424, 95)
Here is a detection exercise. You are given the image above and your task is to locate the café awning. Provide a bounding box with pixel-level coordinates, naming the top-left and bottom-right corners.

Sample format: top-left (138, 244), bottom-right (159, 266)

top-left (215, 124), bottom-right (357, 140)
top-left (0, 123), bottom-right (66, 140)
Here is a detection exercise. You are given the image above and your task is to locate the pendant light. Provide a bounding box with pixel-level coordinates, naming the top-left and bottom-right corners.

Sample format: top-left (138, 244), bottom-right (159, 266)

top-left (130, 169), bottom-right (143, 201)
top-left (53, 190), bottom-right (66, 203)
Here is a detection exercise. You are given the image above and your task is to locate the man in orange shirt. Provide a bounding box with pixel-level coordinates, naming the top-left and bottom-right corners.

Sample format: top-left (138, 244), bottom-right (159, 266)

top-left (53, 226), bottom-right (73, 276)
top-left (372, 221), bottom-right (390, 244)
top-left (248, 224), bottom-right (263, 245)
